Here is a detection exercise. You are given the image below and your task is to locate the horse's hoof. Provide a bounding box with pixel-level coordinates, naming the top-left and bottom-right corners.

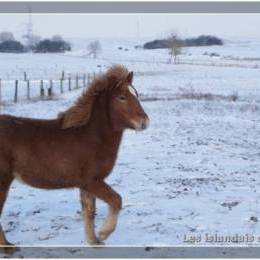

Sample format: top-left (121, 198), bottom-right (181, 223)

top-left (88, 238), bottom-right (105, 246)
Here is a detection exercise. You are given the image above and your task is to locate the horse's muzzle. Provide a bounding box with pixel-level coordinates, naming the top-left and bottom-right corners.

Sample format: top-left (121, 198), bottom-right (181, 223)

top-left (132, 116), bottom-right (149, 131)
top-left (141, 117), bottom-right (149, 130)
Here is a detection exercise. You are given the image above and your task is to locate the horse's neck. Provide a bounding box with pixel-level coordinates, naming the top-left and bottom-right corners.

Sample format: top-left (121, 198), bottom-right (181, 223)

top-left (87, 93), bottom-right (123, 146)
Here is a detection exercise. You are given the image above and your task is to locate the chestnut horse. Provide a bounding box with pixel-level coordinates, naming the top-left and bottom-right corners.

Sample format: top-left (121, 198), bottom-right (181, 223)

top-left (0, 65), bottom-right (149, 253)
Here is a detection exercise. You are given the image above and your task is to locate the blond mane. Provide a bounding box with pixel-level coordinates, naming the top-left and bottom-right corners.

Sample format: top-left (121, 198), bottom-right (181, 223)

top-left (59, 65), bottom-right (130, 129)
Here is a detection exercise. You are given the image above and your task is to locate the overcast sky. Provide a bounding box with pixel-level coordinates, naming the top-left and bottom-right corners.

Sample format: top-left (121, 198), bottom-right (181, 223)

top-left (0, 14), bottom-right (259, 40)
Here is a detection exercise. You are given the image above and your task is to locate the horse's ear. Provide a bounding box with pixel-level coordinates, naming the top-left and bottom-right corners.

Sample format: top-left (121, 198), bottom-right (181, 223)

top-left (107, 74), bottom-right (123, 90)
top-left (126, 71), bottom-right (134, 84)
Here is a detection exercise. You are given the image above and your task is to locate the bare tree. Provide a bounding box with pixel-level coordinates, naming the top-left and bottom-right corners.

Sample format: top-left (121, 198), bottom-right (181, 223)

top-left (168, 32), bottom-right (182, 64)
top-left (0, 32), bottom-right (15, 43)
top-left (87, 40), bottom-right (101, 59)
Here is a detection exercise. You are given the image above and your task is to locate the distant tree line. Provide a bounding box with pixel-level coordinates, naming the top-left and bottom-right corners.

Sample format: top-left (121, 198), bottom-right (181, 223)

top-left (144, 35), bottom-right (223, 49)
top-left (0, 40), bottom-right (24, 53)
top-left (0, 32), bottom-right (71, 53)
top-left (35, 39), bottom-right (71, 53)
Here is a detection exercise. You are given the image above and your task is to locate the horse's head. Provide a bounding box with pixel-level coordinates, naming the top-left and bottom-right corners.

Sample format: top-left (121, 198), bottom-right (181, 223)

top-left (59, 66), bottom-right (149, 132)
top-left (108, 71), bottom-right (149, 131)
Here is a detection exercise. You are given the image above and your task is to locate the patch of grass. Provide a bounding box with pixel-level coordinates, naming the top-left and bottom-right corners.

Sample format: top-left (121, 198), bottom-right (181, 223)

top-left (140, 87), bottom-right (239, 103)
top-left (177, 87), bottom-right (238, 102)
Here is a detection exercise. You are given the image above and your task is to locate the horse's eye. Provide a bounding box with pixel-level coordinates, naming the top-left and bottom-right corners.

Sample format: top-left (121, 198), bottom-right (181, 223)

top-left (118, 96), bottom-right (127, 101)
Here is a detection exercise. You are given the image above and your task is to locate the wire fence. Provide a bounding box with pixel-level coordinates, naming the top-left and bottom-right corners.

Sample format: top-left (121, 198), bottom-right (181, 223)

top-left (0, 71), bottom-right (97, 107)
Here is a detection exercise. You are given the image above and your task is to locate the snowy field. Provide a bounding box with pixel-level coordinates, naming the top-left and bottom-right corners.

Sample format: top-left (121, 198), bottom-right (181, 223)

top-left (0, 37), bottom-right (260, 256)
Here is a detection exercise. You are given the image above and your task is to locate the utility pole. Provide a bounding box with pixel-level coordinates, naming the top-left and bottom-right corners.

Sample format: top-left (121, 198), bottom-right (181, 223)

top-left (136, 16), bottom-right (140, 40)
top-left (23, 7), bottom-right (34, 52)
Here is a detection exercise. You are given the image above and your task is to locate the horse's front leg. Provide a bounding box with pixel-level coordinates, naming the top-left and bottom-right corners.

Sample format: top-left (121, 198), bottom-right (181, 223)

top-left (80, 189), bottom-right (103, 245)
top-left (85, 180), bottom-right (122, 242)
top-left (0, 176), bottom-right (16, 254)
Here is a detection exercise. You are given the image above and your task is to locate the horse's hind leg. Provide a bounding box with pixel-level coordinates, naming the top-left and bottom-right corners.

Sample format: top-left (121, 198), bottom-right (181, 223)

top-left (80, 189), bottom-right (103, 245)
top-left (0, 174), bottom-right (15, 254)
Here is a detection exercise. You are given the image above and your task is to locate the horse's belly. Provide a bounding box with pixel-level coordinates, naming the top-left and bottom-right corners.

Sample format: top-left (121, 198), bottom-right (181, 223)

top-left (13, 156), bottom-right (82, 189)
top-left (14, 171), bottom-right (75, 189)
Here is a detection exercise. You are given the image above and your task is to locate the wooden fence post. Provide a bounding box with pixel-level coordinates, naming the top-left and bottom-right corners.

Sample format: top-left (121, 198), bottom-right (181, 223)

top-left (27, 80), bottom-right (30, 100)
top-left (68, 77), bottom-right (71, 91)
top-left (87, 73), bottom-right (90, 85)
top-left (0, 79), bottom-right (2, 113)
top-left (83, 74), bottom-right (86, 88)
top-left (14, 80), bottom-right (18, 103)
top-left (48, 80), bottom-right (53, 98)
top-left (40, 80), bottom-right (45, 99)
top-left (76, 74), bottom-right (79, 89)
top-left (60, 79), bottom-right (64, 94)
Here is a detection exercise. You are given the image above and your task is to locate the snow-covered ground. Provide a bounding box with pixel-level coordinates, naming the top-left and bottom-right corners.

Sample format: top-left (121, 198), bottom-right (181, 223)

top-left (0, 37), bottom-right (260, 256)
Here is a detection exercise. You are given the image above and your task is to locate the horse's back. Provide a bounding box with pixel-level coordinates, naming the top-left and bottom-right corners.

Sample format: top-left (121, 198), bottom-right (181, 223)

top-left (0, 114), bottom-right (60, 151)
